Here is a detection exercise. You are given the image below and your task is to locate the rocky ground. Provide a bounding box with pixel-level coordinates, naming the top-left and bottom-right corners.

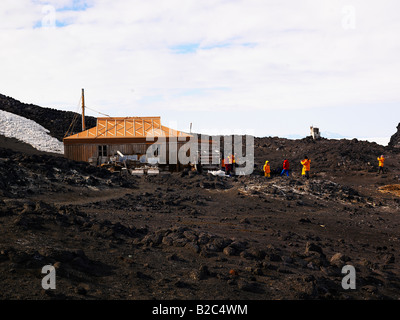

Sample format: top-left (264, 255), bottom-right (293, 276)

top-left (1, 94), bottom-right (400, 303)
top-left (1, 133), bottom-right (400, 301)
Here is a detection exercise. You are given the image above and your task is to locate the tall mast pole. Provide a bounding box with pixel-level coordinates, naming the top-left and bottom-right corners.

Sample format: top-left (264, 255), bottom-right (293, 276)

top-left (81, 88), bottom-right (86, 131)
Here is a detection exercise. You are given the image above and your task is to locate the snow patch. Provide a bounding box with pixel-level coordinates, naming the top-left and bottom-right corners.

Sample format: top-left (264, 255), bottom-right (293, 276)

top-left (0, 110), bottom-right (64, 154)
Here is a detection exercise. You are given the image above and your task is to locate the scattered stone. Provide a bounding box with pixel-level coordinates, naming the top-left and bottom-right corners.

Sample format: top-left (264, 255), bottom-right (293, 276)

top-left (237, 280), bottom-right (264, 293)
top-left (185, 242), bottom-right (200, 254)
top-left (167, 253), bottom-right (182, 261)
top-left (305, 242), bottom-right (325, 257)
top-left (223, 246), bottom-right (236, 256)
top-left (189, 265), bottom-right (210, 281)
top-left (74, 284), bottom-right (90, 295)
top-left (229, 269), bottom-right (239, 276)
top-left (266, 253), bottom-right (282, 262)
top-left (361, 285), bottom-right (378, 294)
top-left (174, 280), bottom-right (191, 289)
top-left (382, 254), bottom-right (395, 264)
top-left (330, 253), bottom-right (351, 266)
top-left (240, 218), bottom-right (250, 224)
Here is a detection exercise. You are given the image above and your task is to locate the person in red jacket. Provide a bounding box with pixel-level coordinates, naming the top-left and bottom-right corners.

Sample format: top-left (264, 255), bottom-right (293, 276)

top-left (225, 155), bottom-right (233, 176)
top-left (280, 159), bottom-right (290, 176)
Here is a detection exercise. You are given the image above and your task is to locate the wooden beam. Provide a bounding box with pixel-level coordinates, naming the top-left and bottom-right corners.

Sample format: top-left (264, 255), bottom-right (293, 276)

top-left (81, 89), bottom-right (86, 131)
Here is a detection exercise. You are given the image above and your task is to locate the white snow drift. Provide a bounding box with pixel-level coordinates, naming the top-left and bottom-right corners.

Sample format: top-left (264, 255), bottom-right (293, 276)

top-left (0, 109), bottom-right (64, 154)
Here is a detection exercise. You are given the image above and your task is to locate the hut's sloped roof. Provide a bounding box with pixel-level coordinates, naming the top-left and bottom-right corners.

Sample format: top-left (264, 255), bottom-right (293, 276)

top-left (64, 117), bottom-right (192, 140)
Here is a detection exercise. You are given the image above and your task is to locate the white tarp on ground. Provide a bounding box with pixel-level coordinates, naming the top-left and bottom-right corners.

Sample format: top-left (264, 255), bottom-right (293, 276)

top-left (0, 109), bottom-right (64, 154)
top-left (208, 170), bottom-right (227, 177)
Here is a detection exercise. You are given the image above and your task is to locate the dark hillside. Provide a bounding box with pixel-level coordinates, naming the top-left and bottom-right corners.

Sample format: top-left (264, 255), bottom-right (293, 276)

top-left (389, 123), bottom-right (400, 149)
top-left (0, 94), bottom-right (96, 141)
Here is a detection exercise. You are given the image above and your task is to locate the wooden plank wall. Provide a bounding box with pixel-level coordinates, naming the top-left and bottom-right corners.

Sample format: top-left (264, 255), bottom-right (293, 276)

top-left (64, 144), bottom-right (97, 162)
top-left (64, 142), bottom-right (188, 163)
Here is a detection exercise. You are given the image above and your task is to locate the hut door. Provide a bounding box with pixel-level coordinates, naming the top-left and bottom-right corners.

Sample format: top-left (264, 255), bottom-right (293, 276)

top-left (98, 145), bottom-right (108, 164)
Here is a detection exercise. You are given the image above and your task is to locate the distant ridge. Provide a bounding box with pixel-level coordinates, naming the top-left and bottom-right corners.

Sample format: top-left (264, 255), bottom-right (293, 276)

top-left (389, 123), bottom-right (400, 148)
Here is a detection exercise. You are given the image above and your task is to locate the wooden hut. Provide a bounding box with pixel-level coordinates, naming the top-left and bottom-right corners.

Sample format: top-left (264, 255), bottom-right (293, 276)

top-left (63, 116), bottom-right (193, 170)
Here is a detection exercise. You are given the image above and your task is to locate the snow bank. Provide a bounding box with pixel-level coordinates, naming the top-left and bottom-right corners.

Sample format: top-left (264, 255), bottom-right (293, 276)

top-left (0, 110), bottom-right (64, 154)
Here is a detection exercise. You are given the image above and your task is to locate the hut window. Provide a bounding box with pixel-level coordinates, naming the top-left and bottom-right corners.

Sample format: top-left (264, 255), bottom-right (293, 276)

top-left (98, 145), bottom-right (108, 157)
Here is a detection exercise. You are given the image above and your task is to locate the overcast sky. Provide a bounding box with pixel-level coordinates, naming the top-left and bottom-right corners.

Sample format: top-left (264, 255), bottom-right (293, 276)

top-left (0, 0), bottom-right (399, 143)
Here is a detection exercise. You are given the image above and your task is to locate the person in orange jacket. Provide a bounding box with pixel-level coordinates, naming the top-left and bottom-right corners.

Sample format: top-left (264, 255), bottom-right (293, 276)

top-left (377, 155), bottom-right (385, 174)
top-left (263, 160), bottom-right (271, 178)
top-left (301, 156), bottom-right (311, 179)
